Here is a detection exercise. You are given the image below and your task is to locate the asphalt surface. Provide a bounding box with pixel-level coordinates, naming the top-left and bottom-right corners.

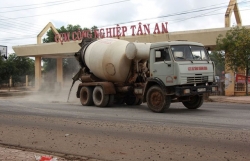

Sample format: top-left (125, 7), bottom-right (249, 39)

top-left (0, 94), bottom-right (250, 161)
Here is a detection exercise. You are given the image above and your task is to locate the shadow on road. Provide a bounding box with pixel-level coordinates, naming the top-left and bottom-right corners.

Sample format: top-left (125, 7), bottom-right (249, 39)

top-left (164, 108), bottom-right (213, 114)
top-left (102, 103), bottom-right (215, 114)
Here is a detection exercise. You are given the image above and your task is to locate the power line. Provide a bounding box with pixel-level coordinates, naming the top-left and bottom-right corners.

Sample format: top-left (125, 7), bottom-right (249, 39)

top-left (0, 0), bottom-right (131, 36)
top-left (98, 0), bottom-right (250, 28)
top-left (0, 0), bottom-right (236, 37)
top-left (0, 30), bottom-right (37, 36)
top-left (0, 0), bottom-right (82, 13)
top-left (1, 0), bottom-right (249, 42)
top-left (0, 21), bottom-right (43, 34)
top-left (0, 0), bottom-right (81, 9)
top-left (0, 0), bottom-right (131, 21)
top-left (0, 16), bottom-right (47, 32)
top-left (1, 0), bottom-right (245, 33)
top-left (0, 22), bottom-right (41, 34)
top-left (0, 36), bottom-right (36, 41)
top-left (1, 8), bottom-right (250, 42)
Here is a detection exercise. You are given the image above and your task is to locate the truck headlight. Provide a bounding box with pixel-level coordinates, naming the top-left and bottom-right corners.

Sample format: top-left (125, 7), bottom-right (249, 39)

top-left (183, 89), bottom-right (190, 94)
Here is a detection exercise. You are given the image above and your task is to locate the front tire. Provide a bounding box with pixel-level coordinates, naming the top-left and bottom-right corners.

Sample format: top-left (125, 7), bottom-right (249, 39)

top-left (80, 86), bottom-right (94, 106)
top-left (146, 86), bottom-right (170, 113)
top-left (182, 95), bottom-right (203, 109)
top-left (93, 86), bottom-right (109, 107)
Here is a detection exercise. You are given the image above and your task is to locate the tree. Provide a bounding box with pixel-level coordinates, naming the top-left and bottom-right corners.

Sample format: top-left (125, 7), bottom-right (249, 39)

top-left (0, 57), bottom-right (9, 86)
top-left (0, 54), bottom-right (34, 87)
top-left (7, 54), bottom-right (34, 86)
top-left (216, 26), bottom-right (250, 95)
top-left (209, 51), bottom-right (225, 76)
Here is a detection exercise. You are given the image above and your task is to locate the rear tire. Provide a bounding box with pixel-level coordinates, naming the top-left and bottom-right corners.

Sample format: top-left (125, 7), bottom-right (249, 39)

top-left (80, 86), bottom-right (94, 106)
top-left (146, 85), bottom-right (170, 113)
top-left (93, 86), bottom-right (109, 107)
top-left (182, 95), bottom-right (203, 109)
top-left (107, 94), bottom-right (114, 107)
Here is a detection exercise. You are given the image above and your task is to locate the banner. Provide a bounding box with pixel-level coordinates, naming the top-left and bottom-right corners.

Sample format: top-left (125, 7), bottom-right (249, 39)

top-left (54, 22), bottom-right (169, 44)
top-left (235, 74), bottom-right (250, 83)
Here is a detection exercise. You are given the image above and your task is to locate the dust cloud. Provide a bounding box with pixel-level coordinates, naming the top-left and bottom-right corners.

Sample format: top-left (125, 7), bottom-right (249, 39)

top-left (21, 80), bottom-right (80, 104)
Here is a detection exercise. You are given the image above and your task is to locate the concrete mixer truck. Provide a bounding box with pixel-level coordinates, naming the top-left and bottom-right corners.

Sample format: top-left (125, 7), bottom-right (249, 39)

top-left (72, 38), bottom-right (217, 113)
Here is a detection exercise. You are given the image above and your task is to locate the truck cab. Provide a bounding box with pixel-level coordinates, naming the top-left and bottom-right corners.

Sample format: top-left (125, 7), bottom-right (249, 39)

top-left (144, 41), bottom-right (217, 112)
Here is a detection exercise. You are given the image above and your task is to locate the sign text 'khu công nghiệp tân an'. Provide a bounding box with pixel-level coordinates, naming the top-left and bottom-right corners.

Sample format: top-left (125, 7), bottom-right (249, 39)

top-left (54, 22), bottom-right (168, 43)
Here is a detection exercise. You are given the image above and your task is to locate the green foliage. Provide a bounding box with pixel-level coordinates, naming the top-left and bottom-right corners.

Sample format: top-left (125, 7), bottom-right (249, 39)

top-left (42, 58), bottom-right (56, 72)
top-left (0, 54), bottom-right (34, 86)
top-left (0, 57), bottom-right (9, 84)
top-left (216, 26), bottom-right (250, 95)
top-left (216, 26), bottom-right (250, 72)
top-left (209, 51), bottom-right (225, 75)
top-left (42, 24), bottom-right (98, 80)
top-left (42, 24), bottom-right (96, 43)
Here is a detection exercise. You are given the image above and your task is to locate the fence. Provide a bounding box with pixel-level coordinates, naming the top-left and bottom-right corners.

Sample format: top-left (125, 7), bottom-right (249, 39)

top-left (235, 73), bottom-right (250, 92)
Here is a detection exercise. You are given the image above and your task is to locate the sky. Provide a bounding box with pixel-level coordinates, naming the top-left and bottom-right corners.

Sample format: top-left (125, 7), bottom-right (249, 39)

top-left (0, 0), bottom-right (250, 54)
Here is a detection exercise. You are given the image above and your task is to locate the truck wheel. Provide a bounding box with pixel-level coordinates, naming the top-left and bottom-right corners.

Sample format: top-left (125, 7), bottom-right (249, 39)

top-left (125, 96), bottom-right (137, 105)
top-left (93, 86), bottom-right (109, 107)
top-left (182, 95), bottom-right (203, 109)
top-left (107, 94), bottom-right (114, 107)
top-left (80, 86), bottom-right (94, 106)
top-left (146, 86), bottom-right (170, 113)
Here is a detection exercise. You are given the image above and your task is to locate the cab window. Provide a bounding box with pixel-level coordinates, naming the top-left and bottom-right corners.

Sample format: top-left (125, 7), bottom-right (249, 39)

top-left (155, 48), bottom-right (170, 62)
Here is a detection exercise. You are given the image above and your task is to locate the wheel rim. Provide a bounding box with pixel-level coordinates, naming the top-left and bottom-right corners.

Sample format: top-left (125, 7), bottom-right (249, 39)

top-left (149, 90), bottom-right (164, 110)
top-left (94, 90), bottom-right (102, 103)
top-left (93, 86), bottom-right (109, 107)
top-left (189, 96), bottom-right (198, 104)
top-left (80, 87), bottom-right (94, 106)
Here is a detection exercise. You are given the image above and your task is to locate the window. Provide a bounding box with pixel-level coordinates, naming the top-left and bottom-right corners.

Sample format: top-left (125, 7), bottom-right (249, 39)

top-left (190, 46), bottom-right (208, 60)
top-left (171, 45), bottom-right (209, 61)
top-left (155, 48), bottom-right (170, 62)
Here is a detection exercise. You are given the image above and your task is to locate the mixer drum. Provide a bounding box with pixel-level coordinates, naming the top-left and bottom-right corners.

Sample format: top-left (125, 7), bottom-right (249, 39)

top-left (84, 38), bottom-right (132, 82)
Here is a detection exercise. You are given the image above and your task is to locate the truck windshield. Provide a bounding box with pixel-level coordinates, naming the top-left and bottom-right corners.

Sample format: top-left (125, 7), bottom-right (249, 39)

top-left (171, 45), bottom-right (209, 61)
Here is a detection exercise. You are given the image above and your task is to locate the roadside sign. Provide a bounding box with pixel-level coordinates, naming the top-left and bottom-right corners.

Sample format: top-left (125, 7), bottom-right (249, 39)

top-left (0, 45), bottom-right (7, 59)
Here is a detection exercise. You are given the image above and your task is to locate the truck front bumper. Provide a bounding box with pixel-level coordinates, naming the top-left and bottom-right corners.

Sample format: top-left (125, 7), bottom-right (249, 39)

top-left (175, 85), bottom-right (218, 96)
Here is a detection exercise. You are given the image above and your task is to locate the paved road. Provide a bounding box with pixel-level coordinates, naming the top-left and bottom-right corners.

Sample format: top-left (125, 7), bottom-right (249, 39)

top-left (0, 95), bottom-right (250, 161)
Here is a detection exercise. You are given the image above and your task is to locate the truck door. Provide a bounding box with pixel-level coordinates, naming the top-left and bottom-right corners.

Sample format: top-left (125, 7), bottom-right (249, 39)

top-left (150, 48), bottom-right (174, 86)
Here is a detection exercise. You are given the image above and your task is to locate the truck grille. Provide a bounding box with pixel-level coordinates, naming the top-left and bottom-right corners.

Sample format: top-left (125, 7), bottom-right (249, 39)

top-left (187, 76), bottom-right (208, 83)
